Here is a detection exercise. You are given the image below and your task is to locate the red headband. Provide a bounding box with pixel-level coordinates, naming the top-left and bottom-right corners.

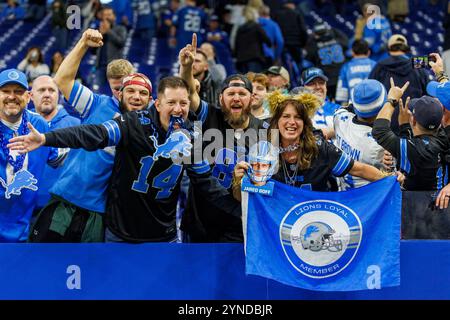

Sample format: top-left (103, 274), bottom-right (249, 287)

top-left (121, 73), bottom-right (152, 94)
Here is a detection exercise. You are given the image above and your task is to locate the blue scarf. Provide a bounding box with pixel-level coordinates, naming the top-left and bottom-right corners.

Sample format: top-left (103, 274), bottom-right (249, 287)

top-left (0, 111), bottom-right (29, 173)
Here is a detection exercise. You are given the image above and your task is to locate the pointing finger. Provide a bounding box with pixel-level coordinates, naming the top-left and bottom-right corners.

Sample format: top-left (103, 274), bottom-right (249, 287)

top-left (192, 33), bottom-right (197, 50)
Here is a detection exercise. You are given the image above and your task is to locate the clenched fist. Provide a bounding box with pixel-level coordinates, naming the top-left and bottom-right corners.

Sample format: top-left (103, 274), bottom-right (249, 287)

top-left (82, 29), bottom-right (104, 48)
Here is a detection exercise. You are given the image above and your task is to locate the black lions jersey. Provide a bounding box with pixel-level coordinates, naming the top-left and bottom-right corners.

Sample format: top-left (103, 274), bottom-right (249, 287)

top-left (44, 107), bottom-right (238, 242)
top-left (181, 101), bottom-right (269, 242)
top-left (373, 119), bottom-right (449, 191)
top-left (272, 135), bottom-right (354, 191)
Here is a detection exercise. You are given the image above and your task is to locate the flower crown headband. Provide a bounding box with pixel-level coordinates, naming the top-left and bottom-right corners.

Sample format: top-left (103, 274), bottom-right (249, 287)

top-left (266, 90), bottom-right (321, 118)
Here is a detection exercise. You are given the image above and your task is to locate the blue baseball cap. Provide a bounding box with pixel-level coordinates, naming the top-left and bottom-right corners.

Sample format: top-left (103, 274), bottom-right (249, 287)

top-left (301, 67), bottom-right (329, 86)
top-left (0, 69), bottom-right (28, 90)
top-left (351, 79), bottom-right (386, 118)
top-left (426, 81), bottom-right (450, 110)
top-left (410, 95), bottom-right (443, 130)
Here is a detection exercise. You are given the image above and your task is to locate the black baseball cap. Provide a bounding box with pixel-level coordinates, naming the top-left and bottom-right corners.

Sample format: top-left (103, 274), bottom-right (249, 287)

top-left (221, 74), bottom-right (253, 94)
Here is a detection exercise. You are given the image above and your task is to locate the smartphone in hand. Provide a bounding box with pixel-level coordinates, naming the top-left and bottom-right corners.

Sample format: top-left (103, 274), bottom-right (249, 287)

top-left (411, 55), bottom-right (437, 69)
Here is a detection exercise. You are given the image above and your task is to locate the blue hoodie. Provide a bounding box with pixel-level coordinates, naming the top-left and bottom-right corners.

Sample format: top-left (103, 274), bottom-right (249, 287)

top-left (258, 17), bottom-right (284, 62)
top-left (36, 108), bottom-right (80, 209)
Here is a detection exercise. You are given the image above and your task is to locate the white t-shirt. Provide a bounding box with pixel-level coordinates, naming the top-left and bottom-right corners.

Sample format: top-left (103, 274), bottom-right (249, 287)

top-left (17, 59), bottom-right (50, 82)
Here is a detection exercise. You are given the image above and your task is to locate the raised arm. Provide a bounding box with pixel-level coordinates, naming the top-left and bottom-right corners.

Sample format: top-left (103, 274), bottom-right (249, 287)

top-left (373, 78), bottom-right (410, 157)
top-left (53, 29), bottom-right (104, 100)
top-left (376, 77), bottom-right (409, 121)
top-left (179, 33), bottom-right (201, 112)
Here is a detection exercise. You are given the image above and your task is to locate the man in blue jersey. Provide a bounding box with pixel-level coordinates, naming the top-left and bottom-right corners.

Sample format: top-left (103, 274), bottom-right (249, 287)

top-left (133, 0), bottom-right (156, 44)
top-left (0, 69), bottom-right (64, 242)
top-left (31, 75), bottom-right (80, 211)
top-left (361, 2), bottom-right (392, 62)
top-left (28, 29), bottom-right (147, 243)
top-left (304, 23), bottom-right (348, 100)
top-left (206, 14), bottom-right (230, 50)
top-left (170, 0), bottom-right (208, 53)
top-left (159, 0), bottom-right (180, 38)
top-left (335, 39), bottom-right (376, 105)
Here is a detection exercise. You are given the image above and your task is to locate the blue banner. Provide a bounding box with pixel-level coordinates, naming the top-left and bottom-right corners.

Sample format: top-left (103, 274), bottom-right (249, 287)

top-left (245, 176), bottom-right (401, 291)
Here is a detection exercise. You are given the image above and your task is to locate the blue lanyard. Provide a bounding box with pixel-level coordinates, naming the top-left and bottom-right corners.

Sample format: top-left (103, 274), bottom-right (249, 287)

top-left (0, 112), bottom-right (29, 173)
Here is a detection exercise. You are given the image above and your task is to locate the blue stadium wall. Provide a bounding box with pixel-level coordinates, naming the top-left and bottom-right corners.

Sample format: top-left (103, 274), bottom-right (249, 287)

top-left (0, 241), bottom-right (448, 299)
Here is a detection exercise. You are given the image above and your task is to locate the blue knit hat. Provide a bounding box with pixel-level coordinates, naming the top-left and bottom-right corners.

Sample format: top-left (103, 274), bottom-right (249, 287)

top-left (351, 79), bottom-right (386, 118)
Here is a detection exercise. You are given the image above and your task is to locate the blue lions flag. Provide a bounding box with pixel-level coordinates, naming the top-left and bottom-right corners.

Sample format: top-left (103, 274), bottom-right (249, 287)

top-left (244, 176), bottom-right (401, 291)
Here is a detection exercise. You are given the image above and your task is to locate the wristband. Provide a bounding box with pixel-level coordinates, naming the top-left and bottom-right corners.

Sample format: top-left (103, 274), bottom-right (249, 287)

top-left (436, 71), bottom-right (449, 82)
top-left (387, 99), bottom-right (399, 108)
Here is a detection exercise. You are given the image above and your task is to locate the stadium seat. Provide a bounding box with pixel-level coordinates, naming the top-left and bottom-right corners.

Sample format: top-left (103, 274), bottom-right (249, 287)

top-left (0, 0), bottom-right (447, 92)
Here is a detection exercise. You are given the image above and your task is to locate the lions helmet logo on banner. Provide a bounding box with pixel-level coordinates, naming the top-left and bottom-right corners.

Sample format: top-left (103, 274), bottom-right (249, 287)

top-left (280, 200), bottom-right (362, 278)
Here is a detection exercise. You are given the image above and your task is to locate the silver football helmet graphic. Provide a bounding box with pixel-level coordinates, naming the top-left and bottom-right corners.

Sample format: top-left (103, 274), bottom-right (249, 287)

top-left (295, 222), bottom-right (343, 252)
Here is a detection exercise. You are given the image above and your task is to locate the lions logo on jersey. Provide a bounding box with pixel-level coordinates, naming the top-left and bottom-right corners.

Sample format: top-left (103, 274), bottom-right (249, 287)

top-left (150, 130), bottom-right (192, 162)
top-left (280, 200), bottom-right (362, 278)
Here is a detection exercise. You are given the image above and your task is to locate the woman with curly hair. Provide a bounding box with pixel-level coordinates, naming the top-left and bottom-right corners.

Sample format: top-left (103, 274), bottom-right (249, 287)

top-left (232, 90), bottom-right (396, 199)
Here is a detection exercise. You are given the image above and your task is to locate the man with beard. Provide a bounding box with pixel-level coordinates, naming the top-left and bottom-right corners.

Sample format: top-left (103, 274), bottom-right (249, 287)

top-left (9, 76), bottom-right (240, 243)
top-left (26, 29), bottom-right (144, 243)
top-left (0, 69), bottom-right (65, 242)
top-left (179, 34), bottom-right (267, 242)
top-left (31, 76), bottom-right (80, 211)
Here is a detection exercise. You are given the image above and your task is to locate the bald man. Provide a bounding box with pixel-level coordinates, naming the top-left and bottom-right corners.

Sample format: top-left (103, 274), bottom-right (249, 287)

top-left (31, 76), bottom-right (80, 210)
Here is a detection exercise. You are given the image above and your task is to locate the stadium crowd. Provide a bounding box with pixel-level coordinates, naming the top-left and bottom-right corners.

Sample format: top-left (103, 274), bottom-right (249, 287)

top-left (1, 0), bottom-right (450, 243)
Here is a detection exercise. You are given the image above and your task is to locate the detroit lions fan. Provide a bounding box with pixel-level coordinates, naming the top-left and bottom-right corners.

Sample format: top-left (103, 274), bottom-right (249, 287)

top-left (233, 90), bottom-right (390, 200)
top-left (335, 39), bottom-right (376, 105)
top-left (301, 67), bottom-right (340, 140)
top-left (9, 76), bottom-right (240, 243)
top-left (30, 29), bottom-right (139, 243)
top-left (0, 69), bottom-right (65, 242)
top-left (373, 78), bottom-right (449, 191)
top-left (334, 79), bottom-right (387, 190)
top-left (179, 34), bottom-right (268, 243)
